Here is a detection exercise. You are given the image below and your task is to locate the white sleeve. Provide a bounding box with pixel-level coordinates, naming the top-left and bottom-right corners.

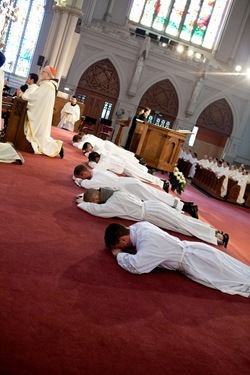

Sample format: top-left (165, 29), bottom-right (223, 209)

top-left (116, 253), bottom-right (142, 274)
top-left (116, 244), bottom-right (161, 275)
top-left (77, 201), bottom-right (117, 218)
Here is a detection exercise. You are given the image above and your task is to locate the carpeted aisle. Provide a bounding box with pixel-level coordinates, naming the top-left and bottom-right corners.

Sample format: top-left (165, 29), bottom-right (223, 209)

top-left (0, 127), bottom-right (249, 375)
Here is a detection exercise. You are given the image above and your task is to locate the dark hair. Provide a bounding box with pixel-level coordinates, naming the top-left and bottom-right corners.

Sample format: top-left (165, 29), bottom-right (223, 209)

top-left (20, 84), bottom-right (28, 92)
top-left (82, 142), bottom-right (93, 151)
top-left (88, 151), bottom-right (100, 162)
top-left (84, 189), bottom-right (99, 202)
top-left (72, 95), bottom-right (77, 99)
top-left (29, 73), bottom-right (39, 83)
top-left (0, 51), bottom-right (6, 67)
top-left (72, 134), bottom-right (82, 142)
top-left (74, 164), bottom-right (89, 176)
top-left (104, 223), bottom-right (129, 249)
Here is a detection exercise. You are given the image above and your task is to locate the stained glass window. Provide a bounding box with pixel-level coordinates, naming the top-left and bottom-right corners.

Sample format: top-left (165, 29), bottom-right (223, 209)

top-left (0, 0), bottom-right (45, 78)
top-left (129, 0), bottom-right (232, 50)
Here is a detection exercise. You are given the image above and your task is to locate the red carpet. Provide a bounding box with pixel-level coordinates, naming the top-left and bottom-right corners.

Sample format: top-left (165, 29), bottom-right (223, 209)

top-left (0, 127), bottom-right (249, 375)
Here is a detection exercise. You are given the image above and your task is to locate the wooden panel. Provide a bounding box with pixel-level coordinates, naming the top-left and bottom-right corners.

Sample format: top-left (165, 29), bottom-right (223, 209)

top-left (133, 122), bottom-right (188, 172)
top-left (4, 98), bottom-right (34, 153)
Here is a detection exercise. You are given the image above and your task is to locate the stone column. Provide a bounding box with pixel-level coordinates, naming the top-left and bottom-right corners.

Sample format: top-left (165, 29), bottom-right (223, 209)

top-left (42, 1), bottom-right (83, 81)
top-left (104, 0), bottom-right (115, 23)
top-left (82, 0), bottom-right (97, 25)
top-left (222, 136), bottom-right (242, 165)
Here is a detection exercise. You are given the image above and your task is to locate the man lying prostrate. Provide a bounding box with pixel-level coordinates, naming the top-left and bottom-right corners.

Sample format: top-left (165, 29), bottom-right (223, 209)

top-left (73, 164), bottom-right (199, 218)
top-left (0, 142), bottom-right (24, 164)
top-left (77, 188), bottom-right (228, 246)
top-left (72, 132), bottom-right (141, 163)
top-left (88, 151), bottom-right (164, 188)
top-left (104, 221), bottom-right (249, 298)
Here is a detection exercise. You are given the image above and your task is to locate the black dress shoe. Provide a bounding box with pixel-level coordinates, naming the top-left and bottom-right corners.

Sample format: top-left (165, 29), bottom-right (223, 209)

top-left (183, 203), bottom-right (199, 219)
top-left (59, 146), bottom-right (64, 159)
top-left (223, 233), bottom-right (229, 248)
top-left (16, 159), bottom-right (23, 165)
top-left (148, 168), bottom-right (156, 175)
top-left (181, 201), bottom-right (194, 206)
top-left (162, 180), bottom-right (170, 193)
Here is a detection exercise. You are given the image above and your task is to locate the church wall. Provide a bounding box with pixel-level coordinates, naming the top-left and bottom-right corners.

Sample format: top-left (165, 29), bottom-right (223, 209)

top-left (47, 0), bottom-right (250, 166)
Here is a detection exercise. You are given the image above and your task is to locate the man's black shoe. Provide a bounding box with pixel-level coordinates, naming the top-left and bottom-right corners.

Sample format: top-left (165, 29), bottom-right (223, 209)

top-left (59, 146), bottom-right (64, 159)
top-left (162, 180), bottom-right (170, 193)
top-left (189, 205), bottom-right (199, 219)
top-left (183, 203), bottom-right (199, 219)
top-left (148, 168), bottom-right (156, 175)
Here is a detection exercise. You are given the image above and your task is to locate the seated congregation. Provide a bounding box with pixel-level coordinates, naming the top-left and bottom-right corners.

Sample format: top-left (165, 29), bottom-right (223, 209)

top-left (178, 148), bottom-right (250, 207)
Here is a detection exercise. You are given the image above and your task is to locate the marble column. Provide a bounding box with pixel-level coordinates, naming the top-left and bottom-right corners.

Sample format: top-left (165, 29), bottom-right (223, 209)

top-left (104, 0), bottom-right (115, 23)
top-left (42, 1), bottom-right (83, 81)
top-left (222, 136), bottom-right (242, 165)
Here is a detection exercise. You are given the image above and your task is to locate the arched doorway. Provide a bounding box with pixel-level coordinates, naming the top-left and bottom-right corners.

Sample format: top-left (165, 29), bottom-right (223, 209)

top-left (139, 79), bottom-right (179, 128)
top-left (195, 99), bottom-right (233, 158)
top-left (76, 59), bottom-right (120, 120)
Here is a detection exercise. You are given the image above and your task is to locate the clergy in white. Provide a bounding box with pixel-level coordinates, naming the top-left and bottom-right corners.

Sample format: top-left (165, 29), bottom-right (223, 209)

top-left (105, 221), bottom-right (250, 298)
top-left (22, 66), bottom-right (63, 157)
top-left (57, 96), bottom-right (80, 132)
top-left (0, 143), bottom-right (24, 164)
top-left (88, 151), bottom-right (164, 188)
top-left (78, 188), bottom-right (224, 245)
top-left (73, 165), bottom-right (184, 211)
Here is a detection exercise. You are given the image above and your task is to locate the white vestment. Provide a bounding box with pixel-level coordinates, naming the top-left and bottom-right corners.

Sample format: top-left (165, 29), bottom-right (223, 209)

top-left (78, 191), bottom-right (217, 244)
top-left (0, 142), bottom-right (24, 163)
top-left (116, 222), bottom-right (250, 298)
top-left (57, 102), bottom-right (80, 131)
top-left (75, 169), bottom-right (184, 211)
top-left (23, 79), bottom-right (63, 156)
top-left (21, 83), bottom-right (38, 100)
top-left (76, 134), bottom-right (140, 164)
top-left (90, 152), bottom-right (163, 188)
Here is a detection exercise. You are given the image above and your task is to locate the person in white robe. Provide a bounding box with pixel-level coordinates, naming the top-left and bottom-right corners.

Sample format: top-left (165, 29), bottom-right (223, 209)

top-left (105, 221), bottom-right (250, 298)
top-left (16, 73), bottom-right (38, 98)
top-left (188, 152), bottom-right (198, 179)
top-left (73, 133), bottom-right (141, 166)
top-left (57, 96), bottom-right (80, 132)
top-left (73, 165), bottom-right (184, 211)
top-left (77, 188), bottom-right (226, 245)
top-left (21, 66), bottom-right (63, 157)
top-left (0, 142), bottom-right (24, 164)
top-left (88, 151), bottom-right (164, 188)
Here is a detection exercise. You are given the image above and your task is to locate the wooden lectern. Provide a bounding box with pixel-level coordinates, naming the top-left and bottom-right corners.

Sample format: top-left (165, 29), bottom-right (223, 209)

top-left (114, 119), bottom-right (130, 147)
top-left (131, 121), bottom-right (189, 172)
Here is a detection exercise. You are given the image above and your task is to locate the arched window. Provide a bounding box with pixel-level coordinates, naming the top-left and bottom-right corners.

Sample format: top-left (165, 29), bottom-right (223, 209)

top-left (129, 0), bottom-right (232, 50)
top-left (0, 0), bottom-right (46, 77)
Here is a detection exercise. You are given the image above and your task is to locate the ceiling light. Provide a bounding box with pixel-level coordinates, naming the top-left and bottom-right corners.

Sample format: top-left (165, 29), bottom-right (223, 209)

top-left (235, 65), bottom-right (242, 72)
top-left (176, 45), bottom-right (184, 53)
top-left (187, 49), bottom-right (194, 57)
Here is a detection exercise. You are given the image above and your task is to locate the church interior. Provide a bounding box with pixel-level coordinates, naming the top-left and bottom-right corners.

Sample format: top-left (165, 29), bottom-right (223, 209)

top-left (1, 1), bottom-right (250, 374)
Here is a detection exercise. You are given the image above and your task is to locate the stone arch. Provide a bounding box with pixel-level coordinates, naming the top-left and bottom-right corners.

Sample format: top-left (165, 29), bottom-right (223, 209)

top-left (194, 99), bottom-right (234, 158)
top-left (76, 59), bottom-right (120, 119)
top-left (138, 79), bottom-right (179, 128)
top-left (196, 99), bottom-right (233, 135)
